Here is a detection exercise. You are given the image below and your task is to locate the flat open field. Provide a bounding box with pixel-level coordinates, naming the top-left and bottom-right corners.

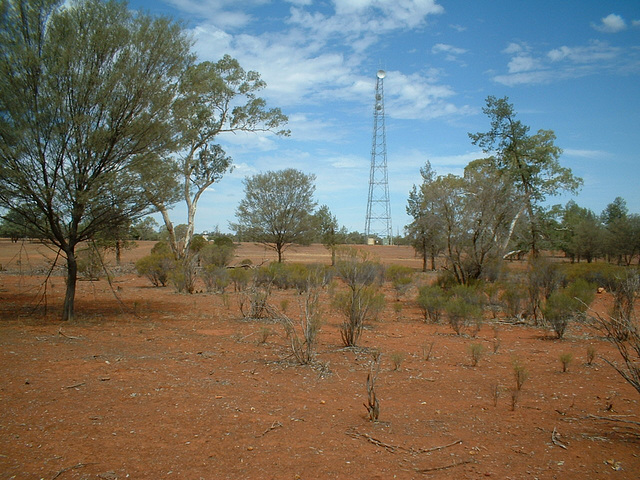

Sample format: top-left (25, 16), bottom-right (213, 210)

top-left (0, 239), bottom-right (638, 479)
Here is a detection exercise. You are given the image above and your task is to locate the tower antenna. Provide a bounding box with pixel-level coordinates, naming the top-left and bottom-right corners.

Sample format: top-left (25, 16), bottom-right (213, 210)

top-left (364, 70), bottom-right (393, 245)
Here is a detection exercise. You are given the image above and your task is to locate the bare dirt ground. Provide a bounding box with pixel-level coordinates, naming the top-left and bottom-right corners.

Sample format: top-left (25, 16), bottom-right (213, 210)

top-left (0, 239), bottom-right (638, 479)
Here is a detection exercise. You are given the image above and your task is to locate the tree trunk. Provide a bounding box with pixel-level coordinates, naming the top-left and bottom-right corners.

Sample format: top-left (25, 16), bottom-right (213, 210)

top-left (62, 249), bottom-right (78, 321)
top-left (115, 240), bottom-right (121, 266)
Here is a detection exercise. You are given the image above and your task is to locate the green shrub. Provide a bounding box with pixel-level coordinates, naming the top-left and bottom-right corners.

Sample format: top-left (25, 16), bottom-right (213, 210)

top-left (385, 264), bottom-right (414, 300)
top-left (469, 343), bottom-right (484, 367)
top-left (229, 267), bottom-right (251, 292)
top-left (199, 242), bottom-right (236, 269)
top-left (444, 285), bottom-right (484, 335)
top-left (500, 281), bottom-right (527, 320)
top-left (135, 243), bottom-right (175, 287)
top-left (201, 266), bottom-right (230, 293)
top-left (416, 285), bottom-right (447, 323)
top-left (334, 285), bottom-right (385, 347)
top-left (544, 278), bottom-right (595, 338)
top-left (559, 352), bottom-right (573, 372)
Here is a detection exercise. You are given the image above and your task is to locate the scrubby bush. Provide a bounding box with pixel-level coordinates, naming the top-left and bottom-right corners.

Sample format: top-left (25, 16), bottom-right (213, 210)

top-left (444, 284), bottom-right (484, 335)
top-left (544, 278), bottom-right (595, 338)
top-left (281, 289), bottom-right (323, 365)
top-left (526, 257), bottom-right (566, 324)
top-left (334, 286), bottom-right (385, 347)
top-left (500, 281), bottom-right (528, 320)
top-left (469, 343), bottom-right (484, 367)
top-left (135, 242), bottom-right (175, 287)
top-left (334, 248), bottom-right (385, 347)
top-left (385, 264), bottom-right (414, 300)
top-left (229, 267), bottom-right (251, 292)
top-left (416, 284), bottom-right (447, 323)
top-left (76, 245), bottom-right (104, 280)
top-left (201, 266), bottom-right (230, 293)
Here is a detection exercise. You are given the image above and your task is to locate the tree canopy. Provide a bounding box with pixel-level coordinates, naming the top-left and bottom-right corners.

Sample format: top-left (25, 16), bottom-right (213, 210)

top-left (0, 0), bottom-right (192, 319)
top-left (469, 96), bottom-right (582, 256)
top-left (232, 169), bottom-right (317, 262)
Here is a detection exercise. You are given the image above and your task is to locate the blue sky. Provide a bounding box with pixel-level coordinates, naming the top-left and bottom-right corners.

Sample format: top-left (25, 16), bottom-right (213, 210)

top-left (128, 0), bottom-right (640, 235)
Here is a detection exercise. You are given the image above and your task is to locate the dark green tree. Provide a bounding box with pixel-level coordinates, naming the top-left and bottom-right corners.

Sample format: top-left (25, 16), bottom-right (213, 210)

top-left (314, 205), bottom-right (344, 266)
top-left (232, 169), bottom-right (317, 262)
top-left (469, 96), bottom-right (582, 256)
top-left (0, 0), bottom-right (192, 320)
top-left (406, 161), bottom-right (445, 272)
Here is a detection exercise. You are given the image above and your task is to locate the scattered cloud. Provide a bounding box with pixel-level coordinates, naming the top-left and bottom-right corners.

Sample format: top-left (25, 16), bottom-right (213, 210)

top-left (592, 13), bottom-right (627, 33)
top-left (432, 43), bottom-right (468, 62)
top-left (494, 39), bottom-right (635, 86)
top-left (563, 148), bottom-right (611, 159)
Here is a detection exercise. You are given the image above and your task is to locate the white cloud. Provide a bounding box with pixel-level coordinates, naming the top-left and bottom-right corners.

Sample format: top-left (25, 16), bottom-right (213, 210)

top-left (507, 55), bottom-right (541, 73)
top-left (495, 40), bottom-right (631, 86)
top-left (432, 43), bottom-right (468, 62)
top-left (592, 13), bottom-right (627, 33)
top-left (563, 148), bottom-right (611, 159)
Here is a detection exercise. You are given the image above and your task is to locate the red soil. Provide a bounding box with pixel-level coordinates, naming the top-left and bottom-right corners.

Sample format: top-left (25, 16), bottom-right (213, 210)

top-left (0, 240), bottom-right (638, 479)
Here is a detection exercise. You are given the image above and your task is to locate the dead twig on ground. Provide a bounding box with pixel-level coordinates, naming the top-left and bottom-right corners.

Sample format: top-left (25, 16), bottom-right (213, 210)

top-left (551, 426), bottom-right (567, 449)
top-left (63, 382), bottom-right (85, 389)
top-left (346, 428), bottom-right (462, 456)
top-left (415, 459), bottom-right (474, 473)
top-left (51, 462), bottom-right (94, 480)
top-left (586, 414), bottom-right (640, 426)
top-left (411, 439), bottom-right (463, 454)
top-left (255, 421), bottom-right (283, 438)
top-left (58, 327), bottom-right (81, 340)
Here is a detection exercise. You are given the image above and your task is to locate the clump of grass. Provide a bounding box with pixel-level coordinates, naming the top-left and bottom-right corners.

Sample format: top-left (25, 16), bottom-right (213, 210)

top-left (559, 352), bottom-right (573, 373)
top-left (257, 326), bottom-right (271, 344)
top-left (586, 345), bottom-right (596, 366)
top-left (279, 298), bottom-right (290, 314)
top-left (513, 359), bottom-right (529, 391)
top-left (490, 382), bottom-right (501, 407)
top-left (390, 352), bottom-right (405, 371)
top-left (422, 341), bottom-right (435, 361)
top-left (510, 389), bottom-right (519, 411)
top-left (468, 343), bottom-right (485, 367)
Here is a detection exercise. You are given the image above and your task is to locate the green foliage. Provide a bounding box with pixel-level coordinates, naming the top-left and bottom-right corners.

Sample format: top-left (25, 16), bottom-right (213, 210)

top-left (136, 243), bottom-right (175, 287)
top-left (559, 352), bottom-right (573, 372)
top-left (76, 245), bottom-right (105, 281)
top-left (200, 242), bottom-right (236, 269)
top-left (0, 0), bottom-right (193, 320)
top-left (334, 286), bottom-right (385, 347)
top-left (170, 256), bottom-right (198, 294)
top-left (544, 278), bottom-right (595, 338)
top-left (443, 285), bottom-right (485, 335)
top-left (513, 359), bottom-right (529, 391)
top-left (385, 264), bottom-right (414, 300)
top-left (229, 267), bottom-right (251, 292)
top-left (416, 284), bottom-right (447, 323)
top-left (201, 266), bottom-right (230, 293)
top-left (232, 169), bottom-right (317, 262)
top-left (469, 343), bottom-right (485, 367)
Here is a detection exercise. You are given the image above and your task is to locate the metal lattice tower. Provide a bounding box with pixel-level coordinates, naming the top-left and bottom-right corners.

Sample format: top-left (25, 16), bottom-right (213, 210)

top-left (364, 70), bottom-right (393, 245)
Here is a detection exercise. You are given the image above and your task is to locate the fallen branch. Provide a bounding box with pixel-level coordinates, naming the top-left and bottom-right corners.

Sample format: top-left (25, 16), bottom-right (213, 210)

top-left (51, 462), bottom-right (93, 480)
top-left (58, 328), bottom-right (81, 340)
top-left (416, 459), bottom-right (474, 473)
top-left (255, 421), bottom-right (283, 438)
top-left (346, 428), bottom-right (462, 456)
top-left (411, 439), bottom-right (463, 454)
top-left (586, 414), bottom-right (640, 426)
top-left (64, 382), bottom-right (86, 390)
top-left (346, 429), bottom-right (398, 453)
top-left (551, 427), bottom-right (567, 449)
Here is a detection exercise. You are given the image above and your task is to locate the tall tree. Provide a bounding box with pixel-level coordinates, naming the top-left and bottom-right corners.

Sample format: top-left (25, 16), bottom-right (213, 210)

top-left (469, 96), bottom-right (582, 256)
top-left (406, 161), bottom-right (445, 272)
top-left (0, 0), bottom-right (192, 320)
top-left (140, 56), bottom-right (289, 260)
top-left (232, 169), bottom-right (317, 262)
top-left (315, 205), bottom-right (344, 266)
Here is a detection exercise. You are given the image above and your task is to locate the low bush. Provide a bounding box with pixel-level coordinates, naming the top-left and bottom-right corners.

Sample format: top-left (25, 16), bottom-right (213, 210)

top-left (416, 285), bottom-right (447, 323)
top-left (385, 264), bottom-right (414, 300)
top-left (135, 242), bottom-right (175, 287)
